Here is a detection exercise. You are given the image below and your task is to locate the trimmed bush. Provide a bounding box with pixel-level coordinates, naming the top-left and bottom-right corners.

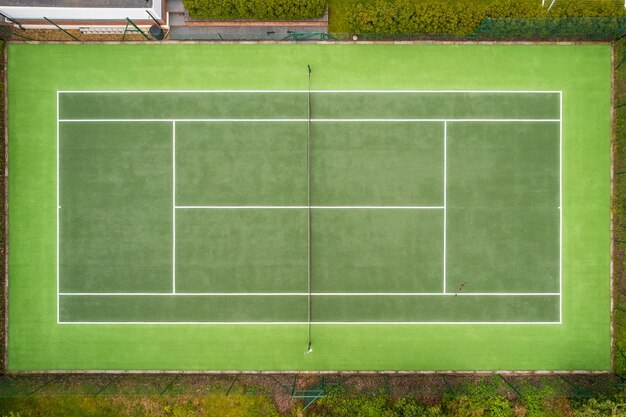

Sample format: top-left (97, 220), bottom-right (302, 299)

top-left (184, 0), bottom-right (327, 21)
top-left (347, 1), bottom-right (485, 34)
top-left (485, 0), bottom-right (546, 19)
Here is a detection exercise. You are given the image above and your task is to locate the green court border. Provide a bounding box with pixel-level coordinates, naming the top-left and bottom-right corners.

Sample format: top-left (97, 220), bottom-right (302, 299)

top-left (6, 43), bottom-right (611, 371)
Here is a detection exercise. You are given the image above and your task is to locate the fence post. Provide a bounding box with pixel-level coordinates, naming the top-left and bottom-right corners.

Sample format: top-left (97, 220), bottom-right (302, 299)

top-left (43, 17), bottom-right (79, 41)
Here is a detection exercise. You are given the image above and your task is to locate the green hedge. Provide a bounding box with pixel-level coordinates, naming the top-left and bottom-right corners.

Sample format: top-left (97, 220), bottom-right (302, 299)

top-left (347, 1), bottom-right (483, 35)
top-left (184, 0), bottom-right (326, 21)
top-left (346, 0), bottom-right (626, 35)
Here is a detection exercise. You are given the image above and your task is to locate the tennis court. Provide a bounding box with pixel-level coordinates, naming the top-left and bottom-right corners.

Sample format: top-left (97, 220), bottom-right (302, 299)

top-left (57, 90), bottom-right (561, 324)
top-left (7, 44), bottom-right (610, 371)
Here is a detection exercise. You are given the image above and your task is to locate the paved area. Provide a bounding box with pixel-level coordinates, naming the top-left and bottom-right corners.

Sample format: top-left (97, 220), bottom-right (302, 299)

top-left (169, 25), bottom-right (328, 40)
top-left (167, 0), bottom-right (184, 13)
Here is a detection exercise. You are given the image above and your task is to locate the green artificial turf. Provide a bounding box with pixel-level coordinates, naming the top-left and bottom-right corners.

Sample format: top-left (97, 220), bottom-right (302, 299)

top-left (59, 122), bottom-right (172, 293)
top-left (176, 122), bottom-right (307, 206)
top-left (175, 209), bottom-right (307, 293)
top-left (57, 92), bottom-right (558, 322)
top-left (312, 122), bottom-right (444, 206)
top-left (7, 43), bottom-right (610, 371)
top-left (446, 122), bottom-right (560, 293)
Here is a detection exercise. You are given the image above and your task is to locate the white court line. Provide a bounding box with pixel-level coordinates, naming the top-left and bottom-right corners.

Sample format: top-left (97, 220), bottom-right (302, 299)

top-left (175, 206), bottom-right (445, 209)
top-left (56, 89), bottom-right (564, 326)
top-left (58, 292), bottom-right (561, 296)
top-left (56, 91), bottom-right (60, 324)
top-left (59, 119), bottom-right (307, 123)
top-left (61, 293), bottom-right (308, 296)
top-left (58, 118), bottom-right (562, 123)
top-left (177, 206), bottom-right (306, 209)
top-left (559, 91), bottom-right (563, 323)
top-left (443, 121), bottom-right (447, 294)
top-left (58, 321), bottom-right (561, 325)
top-left (172, 121), bottom-right (176, 294)
top-left (57, 90), bottom-right (562, 94)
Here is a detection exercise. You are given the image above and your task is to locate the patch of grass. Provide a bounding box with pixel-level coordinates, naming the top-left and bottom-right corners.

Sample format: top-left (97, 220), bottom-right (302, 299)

top-left (0, 395), bottom-right (284, 417)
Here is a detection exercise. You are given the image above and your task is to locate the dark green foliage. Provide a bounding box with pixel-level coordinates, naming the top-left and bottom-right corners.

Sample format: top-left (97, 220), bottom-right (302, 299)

top-left (310, 394), bottom-right (445, 417)
top-left (571, 397), bottom-right (626, 417)
top-left (389, 397), bottom-right (443, 417)
top-left (476, 16), bottom-right (626, 39)
top-left (614, 39), bottom-right (626, 376)
top-left (183, 0), bottom-right (326, 21)
top-left (313, 395), bottom-right (626, 417)
top-left (345, 0), bottom-right (626, 35)
top-left (441, 396), bottom-right (514, 417)
top-left (310, 388), bottom-right (390, 417)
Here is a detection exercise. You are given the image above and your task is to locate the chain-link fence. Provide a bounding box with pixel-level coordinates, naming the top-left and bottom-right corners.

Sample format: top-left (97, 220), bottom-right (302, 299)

top-left (2, 16), bottom-right (626, 42)
top-left (0, 373), bottom-right (620, 398)
top-left (335, 17), bottom-right (626, 41)
top-left (474, 16), bottom-right (626, 40)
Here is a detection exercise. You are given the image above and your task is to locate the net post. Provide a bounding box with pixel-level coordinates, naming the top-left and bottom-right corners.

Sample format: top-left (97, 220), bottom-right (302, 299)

top-left (305, 64), bottom-right (313, 354)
